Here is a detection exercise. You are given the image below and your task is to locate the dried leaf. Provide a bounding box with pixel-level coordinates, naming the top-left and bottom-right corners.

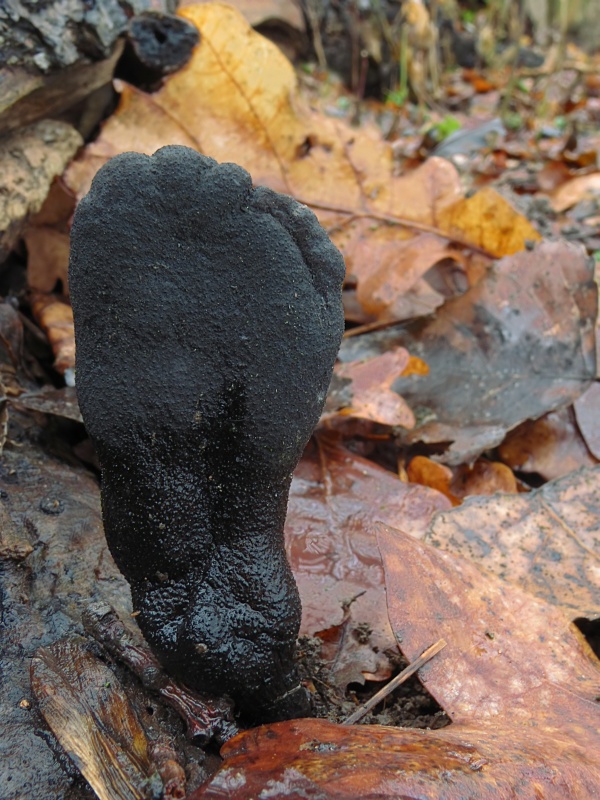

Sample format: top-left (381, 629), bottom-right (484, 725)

top-left (550, 172), bottom-right (600, 212)
top-left (0, 121), bottom-right (81, 259)
top-left (16, 386), bottom-right (83, 423)
top-left (30, 293), bottom-right (75, 376)
top-left (64, 3), bottom-right (539, 328)
top-left (437, 186), bottom-right (541, 257)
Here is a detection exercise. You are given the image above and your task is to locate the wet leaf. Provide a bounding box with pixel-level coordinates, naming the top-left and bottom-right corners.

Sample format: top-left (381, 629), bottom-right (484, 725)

top-left (424, 466), bottom-right (600, 619)
top-left (331, 349), bottom-right (415, 427)
top-left (287, 436), bottom-right (451, 656)
top-left (339, 240), bottom-right (597, 464)
top-left (0, 433), bottom-right (135, 799)
top-left (499, 407), bottom-right (598, 480)
top-left (185, 484), bottom-right (600, 799)
top-left (31, 639), bottom-right (158, 800)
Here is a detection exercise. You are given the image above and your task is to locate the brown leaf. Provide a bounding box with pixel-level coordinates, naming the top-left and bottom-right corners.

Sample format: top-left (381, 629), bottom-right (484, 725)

top-left (499, 407), bottom-right (598, 480)
top-left (31, 638), bottom-right (156, 800)
top-left (24, 227), bottom-right (70, 294)
top-left (574, 383), bottom-right (600, 460)
top-left (287, 437), bottom-right (451, 657)
top-left (15, 386), bottom-right (83, 423)
top-left (347, 231), bottom-right (460, 323)
top-left (64, 3), bottom-right (539, 328)
top-left (189, 510), bottom-right (600, 799)
top-left (450, 460), bottom-right (518, 497)
top-left (424, 466), bottom-right (600, 619)
top-left (339, 240), bottom-right (598, 464)
top-left (30, 293), bottom-right (75, 377)
top-left (550, 172), bottom-right (600, 212)
top-left (332, 349), bottom-right (415, 427)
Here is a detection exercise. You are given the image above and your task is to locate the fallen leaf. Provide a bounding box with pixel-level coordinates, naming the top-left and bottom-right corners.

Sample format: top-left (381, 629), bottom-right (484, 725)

top-left (287, 436), bottom-right (451, 657)
top-left (498, 407), bottom-right (598, 480)
top-left (31, 639), bottom-right (158, 800)
top-left (189, 514), bottom-right (600, 800)
top-left (186, 0), bottom-right (304, 30)
top-left (451, 460), bottom-right (518, 497)
top-left (424, 465), bottom-right (600, 619)
top-left (64, 2), bottom-right (539, 328)
top-left (436, 185), bottom-right (540, 256)
top-left (30, 293), bottom-right (75, 377)
top-left (339, 240), bottom-right (597, 464)
top-left (574, 383), bottom-right (600, 460)
top-left (15, 386), bottom-right (83, 423)
top-left (0, 120), bottom-right (81, 259)
top-left (550, 172), bottom-right (600, 212)
top-left (24, 227), bottom-right (70, 294)
top-left (406, 455), bottom-right (459, 505)
top-left (348, 232), bottom-right (461, 323)
top-left (332, 349), bottom-right (415, 427)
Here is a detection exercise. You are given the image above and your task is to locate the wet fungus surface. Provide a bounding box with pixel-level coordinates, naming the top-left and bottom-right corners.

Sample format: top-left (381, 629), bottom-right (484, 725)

top-left (69, 146), bottom-right (345, 722)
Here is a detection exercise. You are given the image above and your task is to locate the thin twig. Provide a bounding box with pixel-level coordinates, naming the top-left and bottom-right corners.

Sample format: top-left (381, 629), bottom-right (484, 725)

top-left (302, 198), bottom-right (494, 258)
top-left (342, 638), bottom-right (447, 725)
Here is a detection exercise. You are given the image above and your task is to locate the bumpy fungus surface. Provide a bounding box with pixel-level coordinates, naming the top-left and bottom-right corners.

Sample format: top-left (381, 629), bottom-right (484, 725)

top-left (69, 146), bottom-right (345, 722)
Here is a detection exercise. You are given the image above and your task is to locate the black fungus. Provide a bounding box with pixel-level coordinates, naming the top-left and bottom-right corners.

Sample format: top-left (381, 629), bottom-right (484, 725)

top-left (69, 146), bottom-right (345, 722)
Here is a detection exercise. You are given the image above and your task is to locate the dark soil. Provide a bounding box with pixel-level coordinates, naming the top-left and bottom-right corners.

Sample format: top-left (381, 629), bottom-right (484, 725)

top-left (296, 635), bottom-right (451, 730)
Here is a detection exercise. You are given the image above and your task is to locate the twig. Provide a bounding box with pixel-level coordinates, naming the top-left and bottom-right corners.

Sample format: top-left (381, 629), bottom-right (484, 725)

top-left (304, 199), bottom-right (493, 258)
top-left (342, 638), bottom-right (447, 725)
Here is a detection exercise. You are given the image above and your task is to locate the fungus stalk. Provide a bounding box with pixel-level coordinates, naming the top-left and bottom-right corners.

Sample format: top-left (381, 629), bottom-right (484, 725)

top-left (69, 146), bottom-right (345, 722)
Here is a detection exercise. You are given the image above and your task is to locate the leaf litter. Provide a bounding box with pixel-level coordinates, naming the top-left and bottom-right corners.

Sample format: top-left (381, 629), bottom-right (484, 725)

top-left (1, 2), bottom-right (599, 798)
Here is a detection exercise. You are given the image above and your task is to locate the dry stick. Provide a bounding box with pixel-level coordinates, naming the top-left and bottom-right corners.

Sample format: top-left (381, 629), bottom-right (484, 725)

top-left (343, 638), bottom-right (447, 725)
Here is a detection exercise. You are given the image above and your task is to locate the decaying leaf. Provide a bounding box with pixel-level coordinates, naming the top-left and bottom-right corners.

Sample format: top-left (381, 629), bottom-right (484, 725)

top-left (15, 386), bottom-right (83, 423)
top-left (499, 406), bottom-right (598, 480)
top-left (424, 465), bottom-right (600, 620)
top-left (330, 349), bottom-right (415, 427)
top-left (190, 522), bottom-right (600, 798)
top-left (287, 436), bottom-right (451, 657)
top-left (339, 240), bottom-right (597, 464)
top-left (0, 433), bottom-right (135, 800)
top-left (31, 639), bottom-right (159, 800)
